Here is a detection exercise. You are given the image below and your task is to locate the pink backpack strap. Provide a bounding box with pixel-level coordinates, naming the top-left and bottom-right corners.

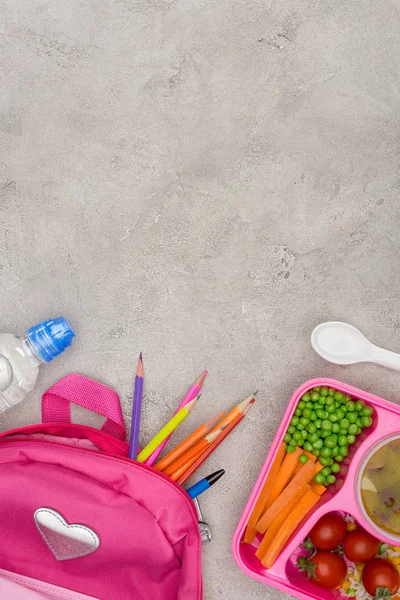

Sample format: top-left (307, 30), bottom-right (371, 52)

top-left (42, 373), bottom-right (126, 441)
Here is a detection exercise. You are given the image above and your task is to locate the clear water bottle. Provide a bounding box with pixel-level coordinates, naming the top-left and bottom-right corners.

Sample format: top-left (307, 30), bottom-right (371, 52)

top-left (0, 317), bottom-right (75, 413)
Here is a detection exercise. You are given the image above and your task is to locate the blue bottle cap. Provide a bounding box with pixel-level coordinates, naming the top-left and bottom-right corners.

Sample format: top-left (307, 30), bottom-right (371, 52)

top-left (27, 317), bottom-right (75, 363)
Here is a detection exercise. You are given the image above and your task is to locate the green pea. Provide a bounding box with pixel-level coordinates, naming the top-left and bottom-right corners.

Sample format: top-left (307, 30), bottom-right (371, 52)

top-left (325, 435), bottom-right (337, 449)
top-left (313, 439), bottom-right (324, 450)
top-left (328, 413), bottom-right (338, 422)
top-left (308, 432), bottom-right (319, 443)
top-left (320, 387), bottom-right (329, 396)
top-left (361, 416), bottom-right (373, 427)
top-left (336, 409), bottom-right (345, 421)
top-left (301, 430), bottom-right (308, 439)
top-left (320, 446), bottom-right (332, 458)
top-left (332, 445), bottom-right (340, 455)
top-left (319, 456), bottom-right (330, 466)
top-left (303, 408), bottom-right (312, 418)
top-left (328, 388), bottom-right (336, 395)
top-left (313, 449), bottom-right (321, 457)
top-left (310, 412), bottom-right (317, 421)
top-left (306, 402), bottom-right (314, 409)
top-left (332, 423), bottom-right (340, 433)
top-left (291, 416), bottom-right (299, 426)
top-left (297, 439), bottom-right (304, 446)
top-left (313, 387), bottom-right (321, 392)
top-left (326, 474), bottom-right (336, 485)
top-left (326, 404), bottom-right (336, 414)
top-left (295, 408), bottom-right (302, 417)
top-left (338, 435), bottom-right (348, 446)
top-left (321, 430), bottom-right (331, 438)
top-left (346, 400), bottom-right (356, 412)
top-left (362, 406), bottom-right (373, 417)
top-left (301, 393), bottom-right (311, 402)
top-left (356, 417), bottom-right (362, 427)
top-left (316, 409), bottom-right (328, 419)
top-left (283, 433), bottom-right (292, 443)
top-left (297, 424), bottom-right (305, 431)
top-left (299, 454), bottom-right (309, 464)
top-left (319, 396), bottom-right (327, 405)
top-left (348, 424), bottom-right (358, 435)
top-left (307, 423), bottom-right (317, 433)
top-left (355, 400), bottom-right (365, 411)
top-left (311, 392), bottom-right (320, 402)
top-left (347, 434), bottom-right (356, 444)
top-left (334, 454), bottom-right (344, 462)
top-left (299, 417), bottom-right (309, 426)
top-left (347, 412), bottom-right (357, 423)
top-left (355, 427), bottom-right (362, 435)
top-left (339, 446), bottom-right (348, 457)
top-left (292, 431), bottom-right (302, 441)
top-left (288, 425), bottom-right (295, 434)
top-left (304, 441), bottom-right (313, 452)
top-left (313, 403), bottom-right (322, 410)
top-left (314, 473), bottom-right (325, 485)
top-left (287, 445), bottom-right (297, 453)
top-left (321, 420), bottom-right (332, 431)
top-left (328, 458), bottom-right (334, 466)
top-left (321, 466), bottom-right (331, 477)
top-left (334, 391), bottom-right (344, 402)
top-left (331, 462), bottom-right (340, 473)
top-left (315, 419), bottom-right (322, 429)
top-left (325, 396), bottom-right (335, 406)
top-left (340, 419), bottom-right (350, 430)
top-left (298, 400), bottom-right (306, 410)
top-left (339, 429), bottom-right (347, 435)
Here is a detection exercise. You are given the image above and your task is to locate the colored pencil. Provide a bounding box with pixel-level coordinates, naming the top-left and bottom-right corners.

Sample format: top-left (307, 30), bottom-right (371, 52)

top-left (137, 396), bottom-right (200, 463)
top-left (128, 352), bottom-right (144, 460)
top-left (145, 370), bottom-right (208, 466)
top-left (154, 411), bottom-right (225, 472)
top-left (168, 446), bottom-right (207, 482)
top-left (186, 469), bottom-right (225, 499)
top-left (208, 393), bottom-right (256, 434)
top-left (163, 426), bottom-right (226, 477)
top-left (177, 402), bottom-right (254, 485)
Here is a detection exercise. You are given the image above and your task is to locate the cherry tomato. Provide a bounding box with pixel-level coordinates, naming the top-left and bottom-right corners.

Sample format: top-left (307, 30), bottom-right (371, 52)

top-left (343, 529), bottom-right (380, 562)
top-left (309, 552), bottom-right (347, 588)
top-left (309, 514), bottom-right (347, 550)
top-left (362, 558), bottom-right (399, 596)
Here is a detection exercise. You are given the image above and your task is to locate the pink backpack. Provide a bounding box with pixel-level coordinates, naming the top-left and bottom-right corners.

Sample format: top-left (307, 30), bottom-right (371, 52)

top-left (0, 374), bottom-right (202, 600)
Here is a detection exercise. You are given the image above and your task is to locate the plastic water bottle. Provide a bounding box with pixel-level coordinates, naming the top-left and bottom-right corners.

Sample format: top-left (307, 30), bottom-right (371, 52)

top-left (0, 317), bottom-right (75, 413)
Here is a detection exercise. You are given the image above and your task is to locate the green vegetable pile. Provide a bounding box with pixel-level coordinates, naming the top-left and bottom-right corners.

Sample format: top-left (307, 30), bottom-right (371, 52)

top-left (283, 386), bottom-right (373, 487)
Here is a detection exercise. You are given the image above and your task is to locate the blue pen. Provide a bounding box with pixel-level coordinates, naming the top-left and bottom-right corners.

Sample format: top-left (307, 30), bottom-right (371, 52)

top-left (186, 469), bottom-right (225, 499)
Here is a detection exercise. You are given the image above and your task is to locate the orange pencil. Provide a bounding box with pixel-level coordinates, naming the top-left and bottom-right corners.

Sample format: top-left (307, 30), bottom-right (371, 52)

top-left (167, 446), bottom-right (207, 482)
top-left (177, 402), bottom-right (253, 486)
top-left (154, 411), bottom-right (225, 472)
top-left (209, 393), bottom-right (256, 434)
top-left (163, 426), bottom-right (225, 477)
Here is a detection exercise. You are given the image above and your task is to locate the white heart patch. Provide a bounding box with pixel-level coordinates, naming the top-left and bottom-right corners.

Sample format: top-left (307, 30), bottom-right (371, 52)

top-left (34, 508), bottom-right (100, 561)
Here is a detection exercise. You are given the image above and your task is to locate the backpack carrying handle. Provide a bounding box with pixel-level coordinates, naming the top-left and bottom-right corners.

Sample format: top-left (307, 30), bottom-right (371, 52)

top-left (42, 373), bottom-right (126, 441)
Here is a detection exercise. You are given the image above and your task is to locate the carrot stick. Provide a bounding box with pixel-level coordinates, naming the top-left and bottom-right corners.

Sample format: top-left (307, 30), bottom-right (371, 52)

top-left (265, 447), bottom-right (303, 509)
top-left (243, 442), bottom-right (286, 544)
top-left (256, 459), bottom-right (316, 533)
top-left (259, 490), bottom-right (320, 568)
top-left (311, 482), bottom-right (326, 496)
top-left (255, 484), bottom-right (311, 561)
top-left (292, 452), bottom-right (316, 477)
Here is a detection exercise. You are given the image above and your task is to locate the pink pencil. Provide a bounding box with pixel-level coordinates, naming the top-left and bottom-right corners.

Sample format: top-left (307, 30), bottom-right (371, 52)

top-left (145, 370), bottom-right (208, 466)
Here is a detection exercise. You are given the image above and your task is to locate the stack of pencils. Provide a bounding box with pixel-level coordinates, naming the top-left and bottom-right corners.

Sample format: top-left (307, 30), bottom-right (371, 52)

top-left (128, 353), bottom-right (256, 496)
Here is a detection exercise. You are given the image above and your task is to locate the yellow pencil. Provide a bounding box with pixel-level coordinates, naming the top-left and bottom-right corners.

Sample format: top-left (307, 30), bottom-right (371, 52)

top-left (136, 396), bottom-right (200, 463)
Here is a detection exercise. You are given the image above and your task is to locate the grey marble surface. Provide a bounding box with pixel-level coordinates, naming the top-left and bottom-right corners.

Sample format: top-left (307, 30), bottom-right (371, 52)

top-left (1, 0), bottom-right (400, 598)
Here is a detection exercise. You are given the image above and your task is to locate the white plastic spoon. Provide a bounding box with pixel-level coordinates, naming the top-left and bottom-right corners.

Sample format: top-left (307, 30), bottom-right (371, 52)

top-left (311, 321), bottom-right (400, 371)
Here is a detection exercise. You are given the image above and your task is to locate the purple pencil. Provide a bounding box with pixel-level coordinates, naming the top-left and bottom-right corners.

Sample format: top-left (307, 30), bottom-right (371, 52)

top-left (128, 352), bottom-right (144, 460)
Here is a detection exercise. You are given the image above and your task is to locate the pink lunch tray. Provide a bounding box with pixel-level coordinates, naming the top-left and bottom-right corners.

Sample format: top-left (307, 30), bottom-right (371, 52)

top-left (233, 378), bottom-right (400, 600)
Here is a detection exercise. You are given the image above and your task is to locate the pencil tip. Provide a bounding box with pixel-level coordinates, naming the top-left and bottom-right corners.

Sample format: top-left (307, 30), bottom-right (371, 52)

top-left (253, 390), bottom-right (259, 396)
top-left (139, 352), bottom-right (143, 361)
